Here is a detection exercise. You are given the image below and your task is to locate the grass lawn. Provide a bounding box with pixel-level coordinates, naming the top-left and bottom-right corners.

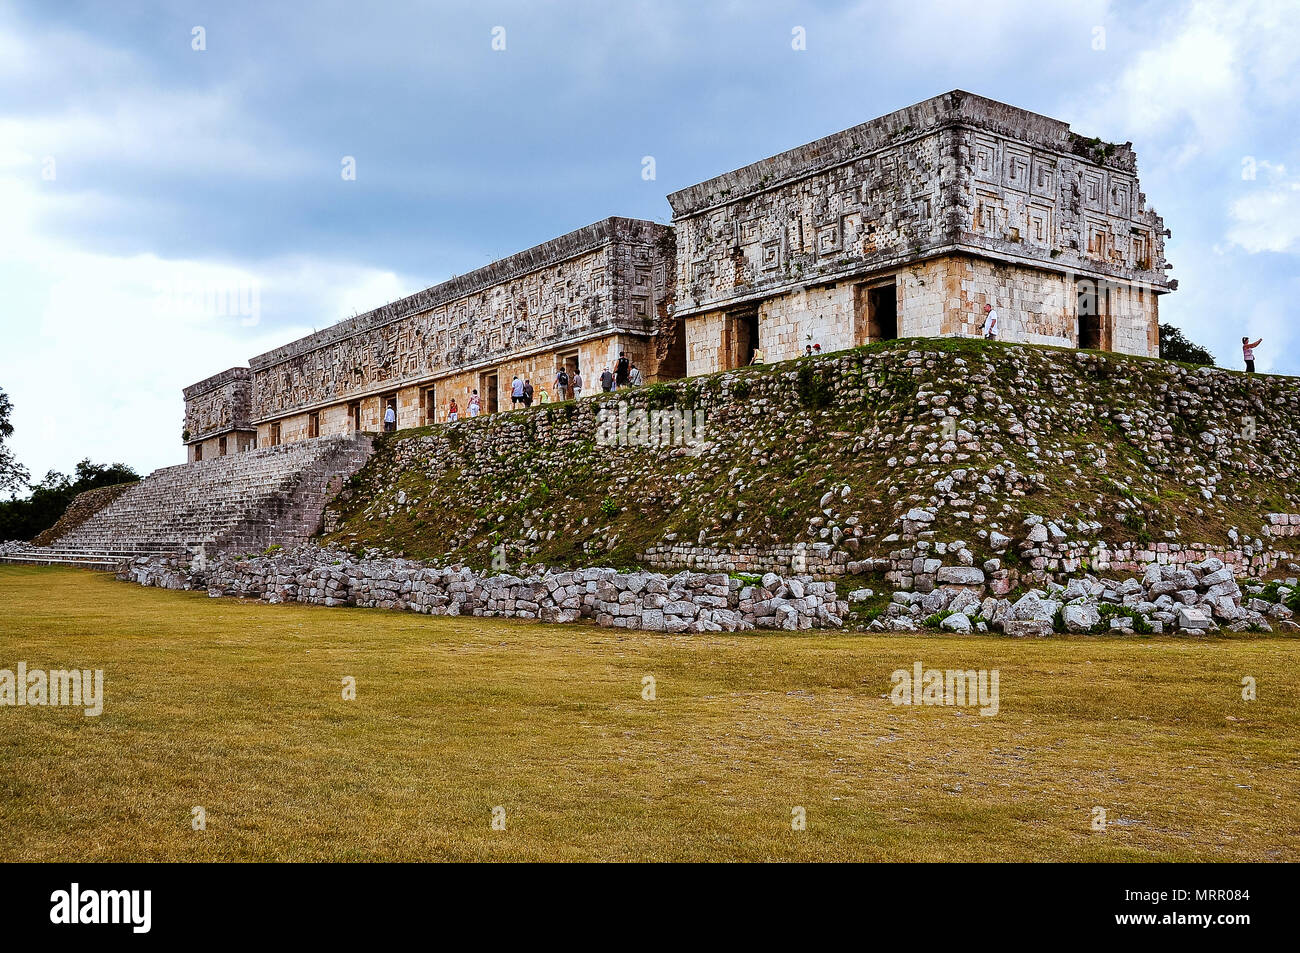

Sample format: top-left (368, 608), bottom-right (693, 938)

top-left (1, 564), bottom-right (1297, 862)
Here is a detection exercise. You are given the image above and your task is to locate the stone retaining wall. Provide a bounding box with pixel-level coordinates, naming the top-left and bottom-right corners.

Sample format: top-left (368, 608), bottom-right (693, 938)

top-left (119, 547), bottom-right (847, 632)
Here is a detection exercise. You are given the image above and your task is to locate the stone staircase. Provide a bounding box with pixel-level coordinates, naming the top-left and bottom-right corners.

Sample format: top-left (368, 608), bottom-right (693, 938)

top-left (0, 434), bottom-right (373, 570)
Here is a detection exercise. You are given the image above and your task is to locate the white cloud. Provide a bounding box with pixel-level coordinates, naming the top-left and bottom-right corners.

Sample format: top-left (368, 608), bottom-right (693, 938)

top-left (0, 172), bottom-right (413, 482)
top-left (1226, 180), bottom-right (1300, 253)
top-left (1065, 0), bottom-right (1300, 148)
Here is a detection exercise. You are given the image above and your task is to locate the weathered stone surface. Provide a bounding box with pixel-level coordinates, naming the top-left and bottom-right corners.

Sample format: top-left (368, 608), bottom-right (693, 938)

top-left (112, 546), bottom-right (844, 634)
top-left (1003, 620), bottom-right (1053, 638)
top-left (935, 566), bottom-right (986, 586)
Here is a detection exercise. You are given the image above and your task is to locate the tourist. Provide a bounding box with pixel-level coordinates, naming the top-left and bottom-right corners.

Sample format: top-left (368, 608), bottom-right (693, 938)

top-left (468, 389), bottom-right (481, 417)
top-left (981, 303), bottom-right (999, 339)
top-left (447, 398), bottom-right (459, 422)
top-left (538, 387), bottom-right (550, 404)
top-left (523, 379), bottom-right (534, 407)
top-left (383, 403), bottom-right (396, 432)
top-left (1242, 336), bottom-right (1262, 373)
top-left (615, 351), bottom-right (630, 389)
top-left (555, 366), bottom-right (569, 400)
top-left (628, 363), bottom-right (643, 387)
top-left (572, 368), bottom-right (584, 399)
top-left (750, 348), bottom-right (764, 365)
top-left (510, 375), bottom-right (525, 407)
top-left (805, 345), bottom-right (813, 357)
top-left (600, 365), bottom-right (614, 392)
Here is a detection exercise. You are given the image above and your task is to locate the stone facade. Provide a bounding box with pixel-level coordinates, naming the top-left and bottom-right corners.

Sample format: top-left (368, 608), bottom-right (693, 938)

top-left (243, 217), bottom-right (677, 446)
top-left (183, 367), bottom-right (257, 463)
top-left (666, 89), bottom-right (1172, 374)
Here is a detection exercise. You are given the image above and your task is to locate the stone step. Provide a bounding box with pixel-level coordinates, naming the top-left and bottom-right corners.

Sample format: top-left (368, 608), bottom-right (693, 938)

top-left (43, 433), bottom-right (373, 557)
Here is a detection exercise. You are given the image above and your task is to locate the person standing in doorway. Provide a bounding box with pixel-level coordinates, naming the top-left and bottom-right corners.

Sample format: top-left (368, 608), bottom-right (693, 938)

top-left (384, 402), bottom-right (396, 432)
top-left (571, 368), bottom-right (584, 400)
top-left (1242, 336), bottom-right (1262, 373)
top-left (981, 303), bottom-right (999, 340)
top-left (554, 366), bottom-right (569, 401)
top-left (615, 351), bottom-right (630, 390)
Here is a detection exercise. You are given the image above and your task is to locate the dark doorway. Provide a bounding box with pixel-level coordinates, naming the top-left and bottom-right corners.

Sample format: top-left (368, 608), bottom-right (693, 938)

top-left (348, 400), bottom-right (361, 432)
top-left (726, 307), bottom-right (760, 368)
top-left (868, 282), bottom-right (898, 341)
top-left (563, 352), bottom-right (580, 398)
top-left (269, 422), bottom-right (281, 447)
top-left (383, 394), bottom-right (398, 432)
top-left (307, 412), bottom-right (320, 438)
top-left (1077, 282), bottom-right (1109, 350)
top-left (481, 372), bottom-right (499, 414)
top-left (423, 387), bottom-right (437, 425)
top-left (218, 435), bottom-right (228, 456)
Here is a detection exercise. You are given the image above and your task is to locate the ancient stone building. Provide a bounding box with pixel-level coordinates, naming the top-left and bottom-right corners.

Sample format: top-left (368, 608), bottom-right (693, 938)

top-left (183, 90), bottom-right (1175, 458)
top-left (666, 90), bottom-right (1175, 374)
top-left (184, 217), bottom-right (677, 460)
top-left (183, 367), bottom-right (257, 463)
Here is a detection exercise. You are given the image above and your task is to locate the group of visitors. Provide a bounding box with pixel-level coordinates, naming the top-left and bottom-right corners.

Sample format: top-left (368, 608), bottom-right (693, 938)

top-left (440, 353), bottom-right (645, 422)
top-left (510, 376), bottom-right (537, 408)
top-left (445, 389), bottom-right (481, 422)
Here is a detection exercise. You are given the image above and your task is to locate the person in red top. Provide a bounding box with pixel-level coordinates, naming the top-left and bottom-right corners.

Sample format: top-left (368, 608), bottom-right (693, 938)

top-left (1242, 336), bottom-right (1262, 373)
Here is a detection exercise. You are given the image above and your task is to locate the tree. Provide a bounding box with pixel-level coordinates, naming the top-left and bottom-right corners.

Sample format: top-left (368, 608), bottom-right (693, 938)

top-left (0, 387), bottom-right (31, 497)
top-left (0, 457), bottom-right (139, 541)
top-left (1159, 323), bottom-right (1215, 367)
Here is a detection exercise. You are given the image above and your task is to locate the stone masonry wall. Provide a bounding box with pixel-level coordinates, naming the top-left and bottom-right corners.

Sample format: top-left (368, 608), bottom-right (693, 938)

top-left (119, 547), bottom-right (847, 632)
top-left (248, 218), bottom-right (675, 422)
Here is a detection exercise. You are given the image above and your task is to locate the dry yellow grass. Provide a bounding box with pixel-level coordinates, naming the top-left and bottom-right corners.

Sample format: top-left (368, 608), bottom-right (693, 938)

top-left (1, 565), bottom-right (1297, 861)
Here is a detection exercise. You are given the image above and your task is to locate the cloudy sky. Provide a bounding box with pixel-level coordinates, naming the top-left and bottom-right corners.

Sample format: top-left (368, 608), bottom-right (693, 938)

top-left (1, 0), bottom-right (1297, 483)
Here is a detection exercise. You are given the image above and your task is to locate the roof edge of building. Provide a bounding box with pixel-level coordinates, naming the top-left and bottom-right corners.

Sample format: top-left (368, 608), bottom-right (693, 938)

top-left (182, 366), bottom-right (252, 401)
top-left (249, 216), bottom-right (673, 372)
top-left (666, 90), bottom-right (1136, 220)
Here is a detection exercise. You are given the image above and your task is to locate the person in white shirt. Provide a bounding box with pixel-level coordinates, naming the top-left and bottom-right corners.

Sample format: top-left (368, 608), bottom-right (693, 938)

top-left (468, 389), bottom-right (481, 417)
top-left (1242, 336), bottom-right (1262, 373)
top-left (981, 304), bottom-right (999, 340)
top-left (510, 375), bottom-right (525, 406)
top-left (383, 404), bottom-right (396, 432)
top-left (628, 363), bottom-right (643, 387)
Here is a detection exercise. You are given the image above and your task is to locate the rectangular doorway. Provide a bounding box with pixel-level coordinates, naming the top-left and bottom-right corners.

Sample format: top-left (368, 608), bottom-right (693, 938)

top-left (423, 387), bottom-right (437, 425)
top-left (307, 412), bottom-right (320, 438)
top-left (382, 394), bottom-right (398, 432)
top-left (269, 422), bottom-right (281, 447)
top-left (726, 307), bottom-right (760, 368)
top-left (348, 400), bottom-right (361, 432)
top-left (480, 372), bottom-right (499, 414)
top-left (563, 352), bottom-right (580, 398)
top-left (1077, 282), bottom-right (1110, 350)
top-left (855, 279), bottom-right (898, 345)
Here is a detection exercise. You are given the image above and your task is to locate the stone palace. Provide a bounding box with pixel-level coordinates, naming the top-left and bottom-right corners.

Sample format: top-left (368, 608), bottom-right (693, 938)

top-left (184, 90), bottom-right (1175, 462)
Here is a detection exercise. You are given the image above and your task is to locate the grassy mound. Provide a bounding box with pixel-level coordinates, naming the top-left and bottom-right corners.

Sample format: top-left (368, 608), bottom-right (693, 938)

top-left (321, 339), bottom-right (1300, 573)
